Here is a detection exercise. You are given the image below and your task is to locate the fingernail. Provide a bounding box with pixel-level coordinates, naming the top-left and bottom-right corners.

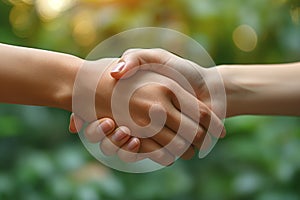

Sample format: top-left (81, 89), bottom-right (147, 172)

top-left (97, 120), bottom-right (113, 134)
top-left (111, 129), bottom-right (127, 142)
top-left (127, 138), bottom-right (139, 150)
top-left (111, 61), bottom-right (126, 74)
top-left (220, 128), bottom-right (226, 138)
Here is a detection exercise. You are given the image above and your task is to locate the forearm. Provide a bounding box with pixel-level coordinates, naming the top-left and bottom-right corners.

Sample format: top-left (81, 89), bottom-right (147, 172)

top-left (0, 43), bottom-right (83, 111)
top-left (217, 62), bottom-right (300, 117)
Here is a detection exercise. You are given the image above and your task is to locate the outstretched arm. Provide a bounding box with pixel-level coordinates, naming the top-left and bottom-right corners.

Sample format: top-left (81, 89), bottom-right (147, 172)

top-left (219, 62), bottom-right (300, 116)
top-left (0, 44), bottom-right (214, 166)
top-left (0, 43), bottom-right (82, 111)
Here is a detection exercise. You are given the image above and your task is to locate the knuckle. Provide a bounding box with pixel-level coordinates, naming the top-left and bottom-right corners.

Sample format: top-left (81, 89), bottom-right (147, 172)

top-left (153, 149), bottom-right (165, 160)
top-left (100, 139), bottom-right (118, 156)
top-left (173, 139), bottom-right (188, 155)
top-left (181, 148), bottom-right (195, 160)
top-left (156, 83), bottom-right (174, 97)
top-left (153, 150), bottom-right (167, 162)
top-left (84, 125), bottom-right (104, 143)
top-left (84, 124), bottom-right (93, 136)
top-left (135, 117), bottom-right (151, 128)
top-left (193, 130), bottom-right (205, 145)
top-left (200, 108), bottom-right (209, 119)
top-left (123, 48), bottom-right (139, 56)
top-left (153, 48), bottom-right (167, 54)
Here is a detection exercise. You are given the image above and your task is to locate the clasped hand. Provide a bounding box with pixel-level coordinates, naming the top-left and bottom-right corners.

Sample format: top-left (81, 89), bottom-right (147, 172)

top-left (70, 49), bottom-right (226, 166)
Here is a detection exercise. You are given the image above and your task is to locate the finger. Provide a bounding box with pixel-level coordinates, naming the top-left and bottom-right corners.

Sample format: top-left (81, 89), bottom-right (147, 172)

top-left (150, 127), bottom-right (195, 159)
top-left (165, 104), bottom-right (203, 148)
top-left (110, 48), bottom-right (169, 79)
top-left (118, 138), bottom-right (175, 166)
top-left (200, 134), bottom-right (212, 151)
top-left (110, 49), bottom-right (143, 79)
top-left (69, 113), bottom-right (84, 133)
top-left (171, 89), bottom-right (226, 138)
top-left (110, 61), bottom-right (129, 79)
top-left (127, 102), bottom-right (195, 160)
top-left (100, 126), bottom-right (131, 156)
top-left (165, 99), bottom-right (217, 150)
top-left (117, 135), bottom-right (195, 162)
top-left (122, 48), bottom-right (168, 65)
top-left (138, 138), bottom-right (175, 166)
top-left (116, 137), bottom-right (141, 163)
top-left (84, 118), bottom-right (115, 143)
top-left (192, 126), bottom-right (207, 149)
top-left (180, 146), bottom-right (196, 160)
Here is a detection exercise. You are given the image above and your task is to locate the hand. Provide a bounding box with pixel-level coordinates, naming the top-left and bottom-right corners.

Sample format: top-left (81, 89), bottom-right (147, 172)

top-left (111, 48), bottom-right (226, 114)
top-left (70, 49), bottom-right (226, 164)
top-left (71, 57), bottom-right (220, 165)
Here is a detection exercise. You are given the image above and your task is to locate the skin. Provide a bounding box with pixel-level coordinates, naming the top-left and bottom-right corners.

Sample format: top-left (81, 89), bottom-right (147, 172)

top-left (71, 48), bottom-right (227, 163)
top-left (0, 44), bottom-right (224, 166)
top-left (70, 48), bottom-right (300, 161)
top-left (219, 63), bottom-right (300, 116)
top-left (71, 56), bottom-right (226, 164)
top-left (0, 43), bottom-right (80, 110)
top-left (78, 58), bottom-right (211, 164)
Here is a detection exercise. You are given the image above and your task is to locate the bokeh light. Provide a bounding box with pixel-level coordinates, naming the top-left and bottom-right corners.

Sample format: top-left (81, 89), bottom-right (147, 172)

top-left (8, 0), bottom-right (32, 4)
top-left (9, 3), bottom-right (33, 37)
top-left (36, 0), bottom-right (76, 21)
top-left (72, 10), bottom-right (97, 47)
top-left (290, 6), bottom-right (300, 25)
top-left (232, 24), bottom-right (258, 52)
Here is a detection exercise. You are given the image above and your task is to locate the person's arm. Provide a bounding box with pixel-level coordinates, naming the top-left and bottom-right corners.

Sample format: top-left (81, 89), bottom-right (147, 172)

top-left (218, 63), bottom-right (300, 117)
top-left (0, 43), bottom-right (82, 111)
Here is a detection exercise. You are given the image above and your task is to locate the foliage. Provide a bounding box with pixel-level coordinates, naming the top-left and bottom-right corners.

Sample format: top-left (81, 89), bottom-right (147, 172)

top-left (0, 0), bottom-right (300, 199)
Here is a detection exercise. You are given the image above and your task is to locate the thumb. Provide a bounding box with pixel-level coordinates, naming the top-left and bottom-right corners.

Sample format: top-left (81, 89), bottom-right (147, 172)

top-left (110, 49), bottom-right (177, 80)
top-left (69, 113), bottom-right (84, 133)
top-left (110, 59), bottom-right (140, 80)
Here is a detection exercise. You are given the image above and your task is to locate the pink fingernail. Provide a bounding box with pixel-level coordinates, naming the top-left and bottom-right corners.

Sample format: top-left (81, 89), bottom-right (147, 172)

top-left (220, 128), bottom-right (226, 138)
top-left (111, 129), bottom-right (127, 142)
top-left (111, 61), bottom-right (126, 74)
top-left (127, 138), bottom-right (139, 150)
top-left (97, 120), bottom-right (113, 134)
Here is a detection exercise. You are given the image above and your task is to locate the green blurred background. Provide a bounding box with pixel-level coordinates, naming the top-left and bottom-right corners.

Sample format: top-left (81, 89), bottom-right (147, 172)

top-left (0, 0), bottom-right (300, 199)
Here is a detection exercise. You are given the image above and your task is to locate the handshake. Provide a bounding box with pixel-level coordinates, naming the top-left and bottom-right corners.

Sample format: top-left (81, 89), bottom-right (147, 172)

top-left (1, 43), bottom-right (298, 170)
top-left (69, 48), bottom-right (227, 166)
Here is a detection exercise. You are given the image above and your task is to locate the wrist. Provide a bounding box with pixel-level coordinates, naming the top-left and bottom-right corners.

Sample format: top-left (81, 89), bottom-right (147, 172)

top-left (71, 58), bottom-right (118, 121)
top-left (216, 65), bottom-right (250, 117)
top-left (55, 56), bottom-right (84, 112)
